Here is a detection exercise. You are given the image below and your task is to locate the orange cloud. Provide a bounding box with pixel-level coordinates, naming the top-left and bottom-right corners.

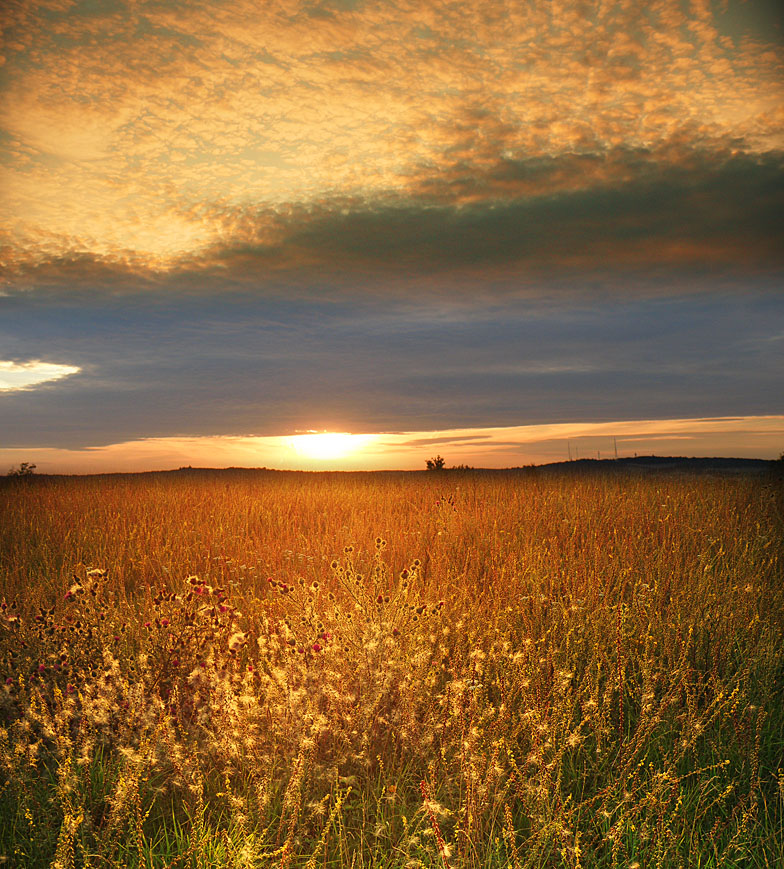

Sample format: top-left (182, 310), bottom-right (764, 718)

top-left (0, 0), bottom-right (781, 279)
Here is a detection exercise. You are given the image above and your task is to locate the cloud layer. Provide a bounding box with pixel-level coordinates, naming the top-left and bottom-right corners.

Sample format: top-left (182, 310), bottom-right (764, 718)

top-left (2, 0), bottom-right (783, 280)
top-left (1, 289), bottom-right (782, 448)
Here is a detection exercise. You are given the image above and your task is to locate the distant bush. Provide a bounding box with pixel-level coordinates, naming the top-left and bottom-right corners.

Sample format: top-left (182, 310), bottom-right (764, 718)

top-left (6, 462), bottom-right (36, 477)
top-left (425, 455), bottom-right (445, 470)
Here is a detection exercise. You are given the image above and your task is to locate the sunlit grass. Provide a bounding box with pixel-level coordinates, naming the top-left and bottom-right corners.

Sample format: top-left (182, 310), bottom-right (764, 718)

top-left (1, 468), bottom-right (782, 867)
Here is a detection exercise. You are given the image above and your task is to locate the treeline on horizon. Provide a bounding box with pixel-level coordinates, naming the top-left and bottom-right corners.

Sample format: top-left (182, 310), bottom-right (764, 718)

top-left (4, 453), bottom-right (780, 481)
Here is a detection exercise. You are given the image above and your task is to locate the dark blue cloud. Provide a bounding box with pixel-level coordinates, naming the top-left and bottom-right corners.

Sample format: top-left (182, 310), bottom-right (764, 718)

top-left (1, 288), bottom-right (782, 448)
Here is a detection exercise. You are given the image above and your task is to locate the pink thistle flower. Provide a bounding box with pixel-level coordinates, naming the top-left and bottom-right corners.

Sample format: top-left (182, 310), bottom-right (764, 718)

top-left (312, 643), bottom-right (322, 653)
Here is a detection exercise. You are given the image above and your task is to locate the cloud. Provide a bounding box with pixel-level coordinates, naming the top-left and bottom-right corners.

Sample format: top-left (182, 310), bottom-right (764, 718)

top-left (1, 0), bottom-right (782, 273)
top-left (1, 288), bottom-right (781, 448)
top-left (0, 359), bottom-right (81, 391)
top-left (391, 434), bottom-right (493, 448)
top-left (5, 144), bottom-right (782, 304)
top-left (5, 140), bottom-right (781, 300)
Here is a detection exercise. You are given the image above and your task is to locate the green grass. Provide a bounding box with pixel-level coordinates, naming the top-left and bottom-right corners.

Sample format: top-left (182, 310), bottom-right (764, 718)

top-left (1, 468), bottom-right (782, 867)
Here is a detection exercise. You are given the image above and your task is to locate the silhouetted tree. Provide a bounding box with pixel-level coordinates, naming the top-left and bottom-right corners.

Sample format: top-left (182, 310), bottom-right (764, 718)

top-left (7, 462), bottom-right (36, 477)
top-left (426, 455), bottom-right (446, 470)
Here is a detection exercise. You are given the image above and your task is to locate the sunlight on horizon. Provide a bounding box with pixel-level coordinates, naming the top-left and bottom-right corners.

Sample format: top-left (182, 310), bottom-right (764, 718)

top-left (288, 432), bottom-right (377, 461)
top-left (1, 415), bottom-right (782, 475)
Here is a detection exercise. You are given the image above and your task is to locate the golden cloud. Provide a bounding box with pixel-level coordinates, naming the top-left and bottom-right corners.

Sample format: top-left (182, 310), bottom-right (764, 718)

top-left (0, 0), bottom-right (781, 273)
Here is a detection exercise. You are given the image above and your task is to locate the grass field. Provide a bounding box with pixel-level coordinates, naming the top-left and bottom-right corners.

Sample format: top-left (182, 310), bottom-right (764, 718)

top-left (1, 468), bottom-right (782, 868)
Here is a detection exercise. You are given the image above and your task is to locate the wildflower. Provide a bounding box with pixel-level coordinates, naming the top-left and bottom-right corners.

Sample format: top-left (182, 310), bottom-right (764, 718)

top-left (228, 631), bottom-right (247, 651)
top-left (312, 643), bottom-right (322, 652)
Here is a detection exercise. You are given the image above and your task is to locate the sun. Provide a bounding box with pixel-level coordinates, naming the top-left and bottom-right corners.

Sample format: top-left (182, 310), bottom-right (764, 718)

top-left (289, 432), bottom-right (373, 461)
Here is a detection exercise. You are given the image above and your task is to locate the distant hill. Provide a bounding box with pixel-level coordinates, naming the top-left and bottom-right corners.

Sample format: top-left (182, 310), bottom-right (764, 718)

top-left (518, 455), bottom-right (776, 474)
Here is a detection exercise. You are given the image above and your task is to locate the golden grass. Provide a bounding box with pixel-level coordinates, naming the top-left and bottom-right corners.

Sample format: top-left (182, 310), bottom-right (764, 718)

top-left (0, 468), bottom-right (782, 867)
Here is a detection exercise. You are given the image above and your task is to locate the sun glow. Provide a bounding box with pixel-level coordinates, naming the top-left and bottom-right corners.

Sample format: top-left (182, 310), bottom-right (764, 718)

top-left (289, 432), bottom-right (374, 462)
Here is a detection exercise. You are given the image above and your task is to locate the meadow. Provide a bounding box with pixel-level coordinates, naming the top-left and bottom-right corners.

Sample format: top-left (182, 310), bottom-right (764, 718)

top-left (0, 467), bottom-right (782, 868)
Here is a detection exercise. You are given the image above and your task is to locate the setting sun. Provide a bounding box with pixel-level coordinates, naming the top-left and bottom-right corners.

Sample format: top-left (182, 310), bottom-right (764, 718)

top-left (289, 432), bottom-right (375, 462)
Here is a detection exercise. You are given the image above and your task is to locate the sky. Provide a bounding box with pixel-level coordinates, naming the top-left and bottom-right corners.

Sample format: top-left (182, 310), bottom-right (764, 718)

top-left (1, 0), bottom-right (783, 472)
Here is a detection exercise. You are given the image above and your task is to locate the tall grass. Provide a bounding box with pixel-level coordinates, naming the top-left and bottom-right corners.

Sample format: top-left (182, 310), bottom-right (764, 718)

top-left (1, 468), bottom-right (782, 867)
